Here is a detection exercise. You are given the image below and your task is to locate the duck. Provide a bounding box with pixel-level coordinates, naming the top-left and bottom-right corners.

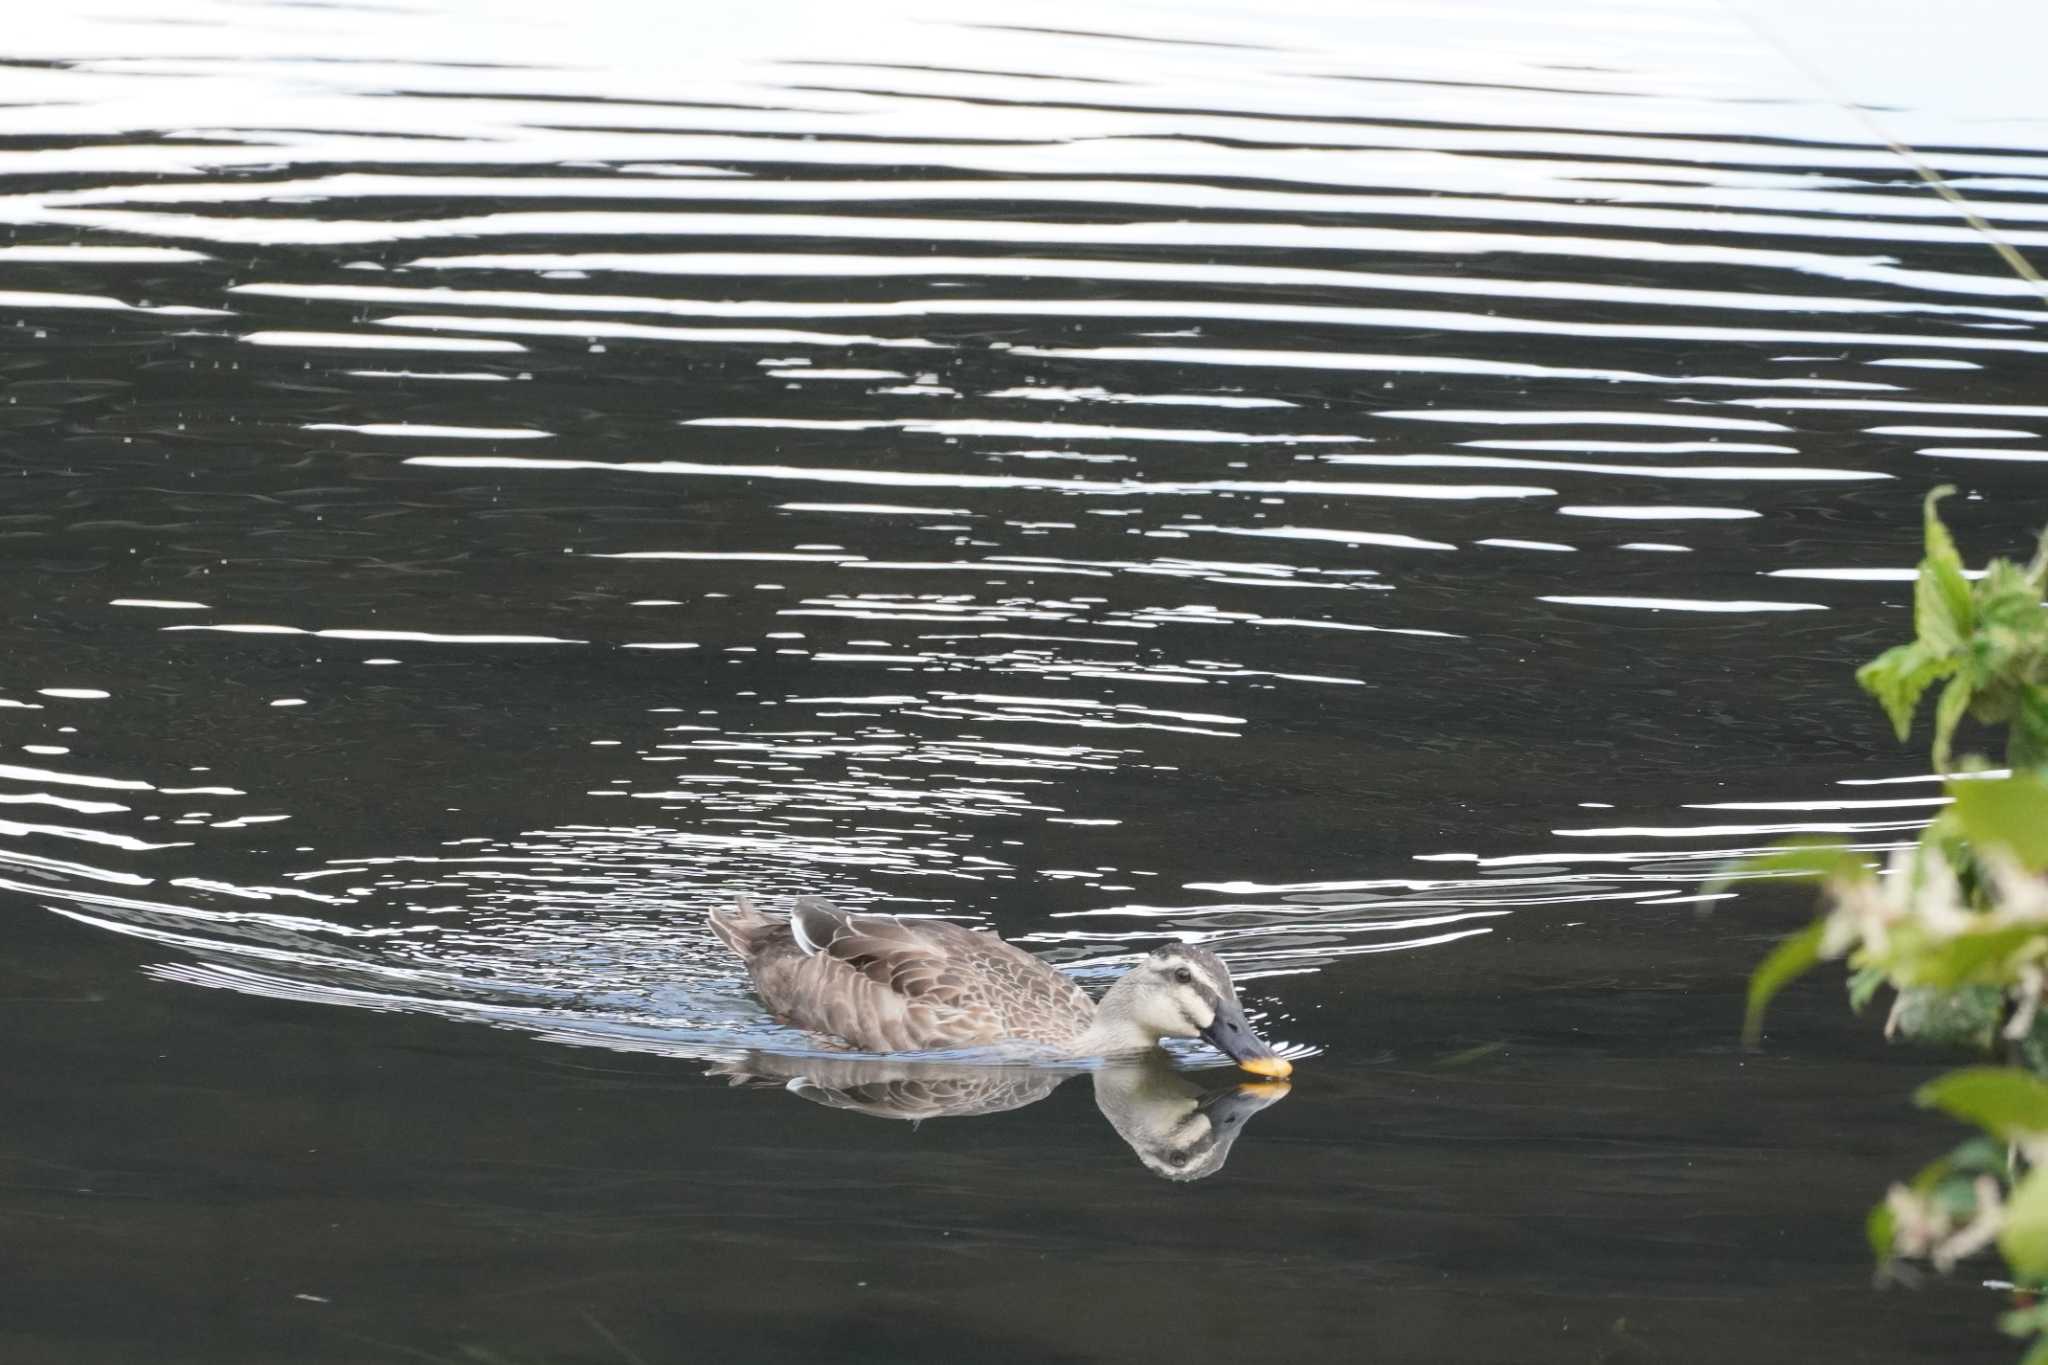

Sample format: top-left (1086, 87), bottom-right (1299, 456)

top-left (709, 895), bottom-right (1293, 1078)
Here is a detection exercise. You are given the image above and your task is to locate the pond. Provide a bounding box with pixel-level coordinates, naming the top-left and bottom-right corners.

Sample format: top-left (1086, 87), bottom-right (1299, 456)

top-left (4, 0), bottom-right (2047, 1360)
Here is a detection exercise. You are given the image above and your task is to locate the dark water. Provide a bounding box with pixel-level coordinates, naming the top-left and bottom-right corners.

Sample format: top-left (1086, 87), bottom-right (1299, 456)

top-left (6, 0), bottom-right (2048, 1359)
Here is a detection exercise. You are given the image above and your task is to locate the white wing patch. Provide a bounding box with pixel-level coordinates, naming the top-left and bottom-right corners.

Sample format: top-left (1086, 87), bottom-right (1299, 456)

top-left (789, 908), bottom-right (823, 956)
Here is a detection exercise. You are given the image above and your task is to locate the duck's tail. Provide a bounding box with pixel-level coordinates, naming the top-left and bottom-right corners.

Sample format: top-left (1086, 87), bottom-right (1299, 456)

top-left (708, 893), bottom-right (781, 961)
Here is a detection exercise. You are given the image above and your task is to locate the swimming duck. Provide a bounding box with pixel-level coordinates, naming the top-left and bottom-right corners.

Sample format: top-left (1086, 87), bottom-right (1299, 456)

top-left (709, 896), bottom-right (1293, 1078)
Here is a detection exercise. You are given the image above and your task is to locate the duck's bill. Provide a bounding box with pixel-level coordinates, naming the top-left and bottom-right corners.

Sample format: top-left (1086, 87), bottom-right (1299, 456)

top-left (1233, 1053), bottom-right (1294, 1079)
top-left (1202, 1000), bottom-right (1294, 1078)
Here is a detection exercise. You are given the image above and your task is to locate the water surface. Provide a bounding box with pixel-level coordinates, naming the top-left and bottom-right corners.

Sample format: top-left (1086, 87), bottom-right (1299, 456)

top-left (4, 0), bottom-right (2047, 1360)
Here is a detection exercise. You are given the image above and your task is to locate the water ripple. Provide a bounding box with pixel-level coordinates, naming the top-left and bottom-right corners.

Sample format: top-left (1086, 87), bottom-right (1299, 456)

top-left (2, 0), bottom-right (2045, 1070)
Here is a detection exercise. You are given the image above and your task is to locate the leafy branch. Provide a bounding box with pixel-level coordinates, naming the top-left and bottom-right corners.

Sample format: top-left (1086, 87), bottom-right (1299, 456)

top-left (1858, 486), bottom-right (2048, 772)
top-left (1734, 488), bottom-right (2048, 1364)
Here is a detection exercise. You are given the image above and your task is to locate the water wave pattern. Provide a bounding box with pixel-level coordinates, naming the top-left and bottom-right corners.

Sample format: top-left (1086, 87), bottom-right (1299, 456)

top-left (2, 0), bottom-right (2045, 1059)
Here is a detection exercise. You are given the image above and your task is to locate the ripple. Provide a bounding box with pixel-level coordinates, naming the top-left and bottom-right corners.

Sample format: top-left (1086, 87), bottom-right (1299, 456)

top-left (4, 0), bottom-right (2046, 1085)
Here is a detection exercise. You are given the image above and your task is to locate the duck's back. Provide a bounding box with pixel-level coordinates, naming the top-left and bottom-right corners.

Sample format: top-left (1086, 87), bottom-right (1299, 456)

top-left (710, 898), bottom-right (1095, 1052)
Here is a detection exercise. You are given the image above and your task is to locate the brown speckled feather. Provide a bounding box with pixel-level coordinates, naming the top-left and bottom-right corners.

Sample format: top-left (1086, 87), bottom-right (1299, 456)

top-left (710, 897), bottom-right (1095, 1052)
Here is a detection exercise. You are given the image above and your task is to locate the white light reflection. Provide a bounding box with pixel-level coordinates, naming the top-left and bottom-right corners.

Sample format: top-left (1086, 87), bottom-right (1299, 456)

top-left (1556, 506), bottom-right (1762, 520)
top-left (403, 455), bottom-right (1554, 501)
top-left (241, 330), bottom-right (526, 352)
top-left (162, 625), bottom-right (587, 644)
top-left (1007, 344), bottom-right (1888, 391)
top-left (1539, 596), bottom-right (1827, 613)
top-left (304, 422), bottom-right (551, 439)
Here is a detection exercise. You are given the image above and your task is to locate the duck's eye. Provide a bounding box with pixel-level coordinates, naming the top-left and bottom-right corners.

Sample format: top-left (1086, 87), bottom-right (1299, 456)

top-left (1173, 967), bottom-right (1193, 985)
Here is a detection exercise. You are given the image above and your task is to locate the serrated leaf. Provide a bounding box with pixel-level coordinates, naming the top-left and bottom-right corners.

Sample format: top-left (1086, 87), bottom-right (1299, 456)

top-left (1975, 562), bottom-right (2048, 631)
top-left (1948, 772), bottom-right (2048, 873)
top-left (1918, 564), bottom-right (1975, 655)
top-left (1933, 673), bottom-right (1976, 774)
top-left (1918, 1067), bottom-right (2048, 1142)
top-left (1858, 641), bottom-right (1958, 742)
top-left (1744, 918), bottom-right (1827, 1045)
top-left (1916, 486), bottom-right (1974, 653)
top-left (2012, 686), bottom-right (2048, 775)
top-left (2006, 1170), bottom-right (2048, 1281)
top-left (1923, 484), bottom-right (1962, 561)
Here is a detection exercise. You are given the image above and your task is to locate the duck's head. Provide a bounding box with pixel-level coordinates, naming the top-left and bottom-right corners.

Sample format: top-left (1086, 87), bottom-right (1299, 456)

top-left (1098, 944), bottom-right (1292, 1078)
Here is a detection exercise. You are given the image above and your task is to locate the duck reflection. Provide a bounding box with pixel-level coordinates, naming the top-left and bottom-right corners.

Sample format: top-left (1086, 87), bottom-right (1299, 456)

top-left (1094, 1056), bottom-right (1289, 1182)
top-left (710, 1050), bottom-right (1287, 1181)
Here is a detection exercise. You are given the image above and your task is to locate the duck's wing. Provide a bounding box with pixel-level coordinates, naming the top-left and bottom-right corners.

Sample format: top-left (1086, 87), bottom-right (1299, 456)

top-left (746, 899), bottom-right (1091, 1052)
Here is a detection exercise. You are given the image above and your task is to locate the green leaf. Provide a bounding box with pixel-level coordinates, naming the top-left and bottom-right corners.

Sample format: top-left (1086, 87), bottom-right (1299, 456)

top-left (1918, 1067), bottom-right (2048, 1142)
top-left (1848, 964), bottom-right (1888, 1012)
top-left (1858, 641), bottom-right (1959, 743)
top-left (1949, 1136), bottom-right (2011, 1176)
top-left (1931, 1171), bottom-right (1991, 1221)
top-left (1910, 1147), bottom-right (1962, 1196)
top-left (1906, 1137), bottom-right (2005, 1197)
top-left (1916, 562), bottom-right (1975, 656)
top-left (1866, 1197), bottom-right (1895, 1261)
top-left (1916, 486), bottom-right (1974, 653)
top-left (1933, 673), bottom-right (1976, 774)
top-left (1974, 561), bottom-right (2048, 632)
top-left (1744, 919), bottom-right (1827, 1046)
top-left (2006, 1170), bottom-right (2048, 1282)
top-left (1891, 985), bottom-right (2004, 1050)
top-left (1949, 772), bottom-right (2048, 872)
top-left (1904, 925), bottom-right (2047, 990)
top-left (2001, 1303), bottom-right (2048, 1340)
top-left (2012, 686), bottom-right (2048, 776)
top-left (2022, 1014), bottom-right (2048, 1076)
top-left (2018, 1335), bottom-right (2048, 1365)
top-left (1923, 485), bottom-right (1962, 564)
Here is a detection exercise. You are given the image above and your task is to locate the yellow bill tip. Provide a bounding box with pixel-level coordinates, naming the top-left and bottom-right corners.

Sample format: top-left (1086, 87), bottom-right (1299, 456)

top-left (1236, 1079), bottom-right (1291, 1099)
top-left (1237, 1054), bottom-right (1293, 1079)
